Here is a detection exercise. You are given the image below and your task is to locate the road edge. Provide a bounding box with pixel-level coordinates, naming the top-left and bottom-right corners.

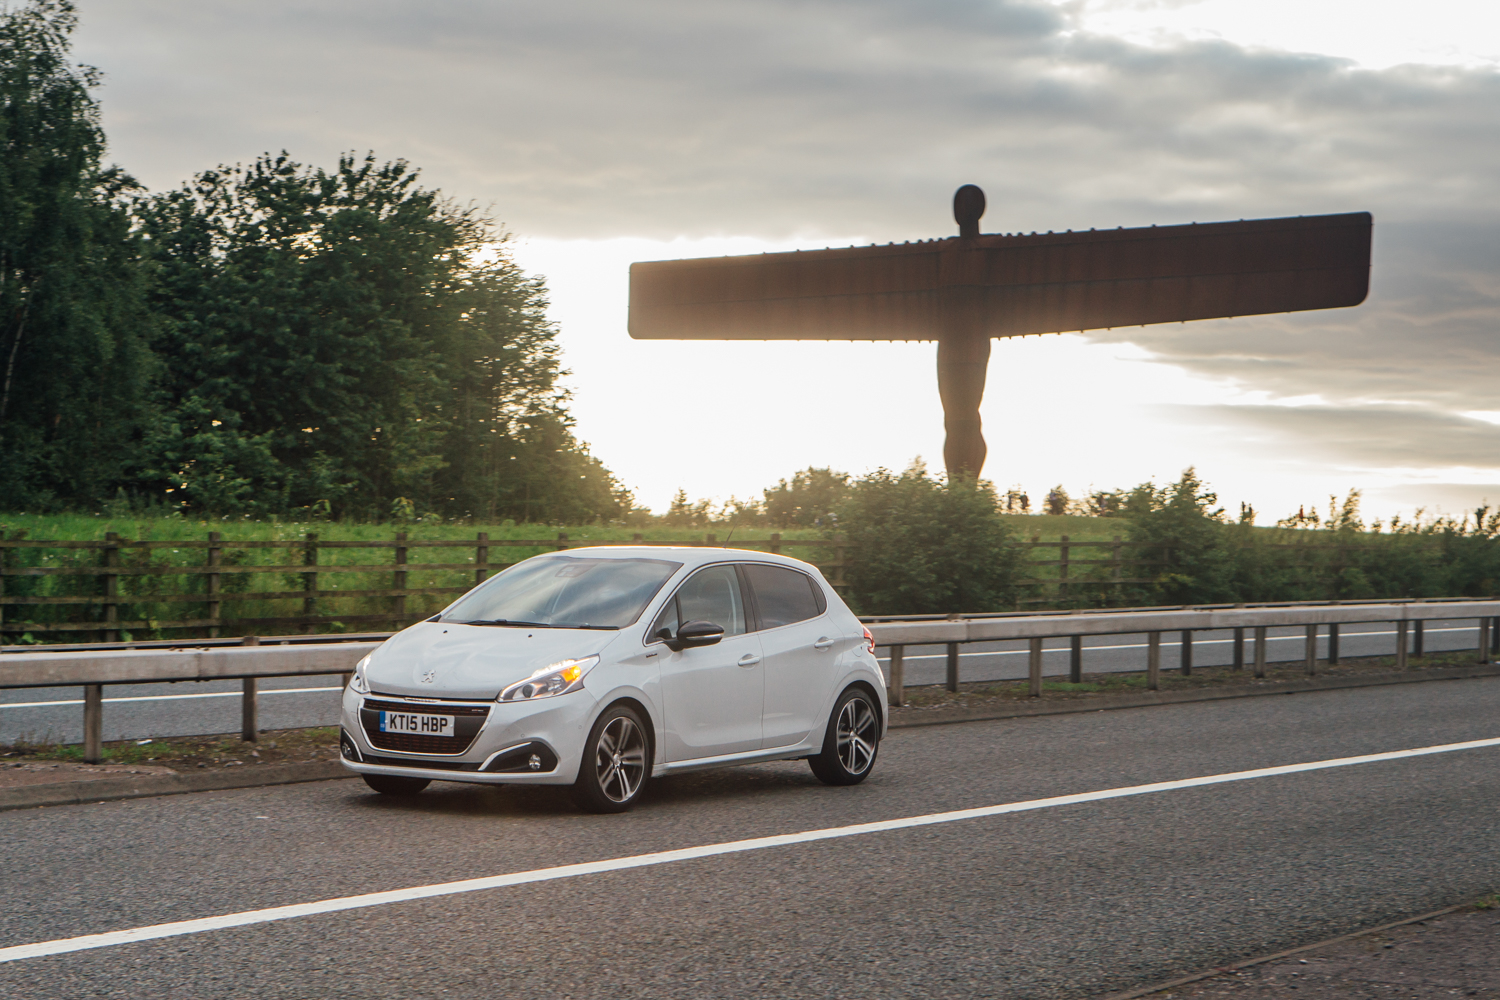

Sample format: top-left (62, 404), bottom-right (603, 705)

top-left (888, 663), bottom-right (1500, 729)
top-left (1095, 901), bottom-right (1476, 1000)
top-left (0, 761), bottom-right (352, 813)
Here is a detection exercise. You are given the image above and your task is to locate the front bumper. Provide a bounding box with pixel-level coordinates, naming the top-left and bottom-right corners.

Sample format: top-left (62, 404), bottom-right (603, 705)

top-left (338, 684), bottom-right (595, 785)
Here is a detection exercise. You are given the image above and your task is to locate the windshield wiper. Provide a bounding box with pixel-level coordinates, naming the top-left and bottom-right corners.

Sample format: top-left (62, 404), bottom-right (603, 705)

top-left (453, 619), bottom-right (620, 630)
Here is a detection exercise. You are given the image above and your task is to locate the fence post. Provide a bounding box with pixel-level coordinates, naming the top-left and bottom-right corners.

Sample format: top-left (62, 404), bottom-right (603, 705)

top-left (1396, 620), bottom-right (1409, 670)
top-left (888, 645), bottom-right (904, 707)
top-left (945, 640), bottom-right (960, 693)
top-left (1254, 625), bottom-right (1267, 678)
top-left (1111, 535), bottom-right (1122, 599)
top-left (1179, 629), bottom-right (1192, 676)
top-left (1147, 632), bottom-right (1160, 690)
top-left (302, 532), bottom-right (319, 634)
top-left (1029, 637), bottom-right (1043, 697)
top-left (1058, 535), bottom-right (1070, 603)
top-left (1414, 619), bottom-right (1424, 657)
top-left (556, 532), bottom-right (569, 551)
top-left (1304, 623), bottom-right (1318, 675)
top-left (1328, 623), bottom-right (1340, 665)
top-left (241, 635), bottom-right (259, 742)
top-left (1232, 627), bottom-right (1245, 671)
top-left (393, 532), bottom-right (408, 625)
top-left (769, 533), bottom-right (782, 555)
top-left (207, 531), bottom-right (222, 638)
top-left (102, 531), bottom-right (121, 643)
top-left (833, 533), bottom-right (847, 591)
top-left (475, 532), bottom-right (490, 585)
top-left (83, 683), bottom-right (103, 763)
top-left (705, 533), bottom-right (716, 546)
top-left (1069, 634), bottom-right (1082, 684)
top-left (1479, 618), bottom-right (1492, 665)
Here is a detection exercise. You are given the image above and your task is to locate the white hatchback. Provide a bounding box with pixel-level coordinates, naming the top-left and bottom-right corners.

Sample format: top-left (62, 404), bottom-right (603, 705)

top-left (338, 547), bottom-right (887, 812)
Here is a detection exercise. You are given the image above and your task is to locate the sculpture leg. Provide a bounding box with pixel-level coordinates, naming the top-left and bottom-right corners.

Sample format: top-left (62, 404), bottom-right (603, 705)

top-left (937, 331), bottom-right (990, 479)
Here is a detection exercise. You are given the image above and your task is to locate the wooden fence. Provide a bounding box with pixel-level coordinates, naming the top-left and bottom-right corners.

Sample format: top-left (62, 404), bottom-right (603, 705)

top-left (0, 529), bottom-right (1417, 643)
top-left (0, 532), bottom-right (844, 642)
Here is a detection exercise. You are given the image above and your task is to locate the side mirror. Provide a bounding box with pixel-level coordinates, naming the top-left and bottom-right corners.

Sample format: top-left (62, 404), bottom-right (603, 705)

top-left (669, 620), bottom-right (724, 651)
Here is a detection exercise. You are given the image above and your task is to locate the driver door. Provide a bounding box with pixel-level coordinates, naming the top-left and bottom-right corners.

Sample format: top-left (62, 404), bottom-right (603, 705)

top-left (654, 564), bottom-right (764, 760)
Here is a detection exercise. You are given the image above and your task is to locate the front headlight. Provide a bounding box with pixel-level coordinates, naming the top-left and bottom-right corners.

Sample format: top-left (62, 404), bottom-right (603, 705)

top-left (499, 655), bottom-right (599, 703)
top-left (349, 654), bottom-right (371, 694)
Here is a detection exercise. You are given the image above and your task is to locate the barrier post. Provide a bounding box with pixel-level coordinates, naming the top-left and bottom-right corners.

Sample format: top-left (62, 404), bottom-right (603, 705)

top-left (1069, 634), bottom-right (1082, 683)
top-left (1304, 624), bottom-right (1318, 675)
top-left (1029, 637), bottom-right (1043, 697)
top-left (1253, 626), bottom-right (1267, 678)
top-left (1397, 620), bottom-right (1409, 670)
top-left (888, 645), bottom-right (905, 707)
top-left (1328, 623), bottom-right (1340, 665)
top-left (83, 684), bottom-right (103, 763)
top-left (945, 642), bottom-right (960, 693)
top-left (1233, 627), bottom-right (1244, 670)
top-left (241, 635), bottom-right (260, 741)
top-left (1147, 632), bottom-right (1161, 690)
top-left (1479, 618), bottom-right (1492, 665)
top-left (1414, 620), bottom-right (1424, 657)
top-left (1179, 630), bottom-right (1192, 676)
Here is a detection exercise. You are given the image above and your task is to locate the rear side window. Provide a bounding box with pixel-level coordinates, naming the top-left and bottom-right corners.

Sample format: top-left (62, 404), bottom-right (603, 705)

top-left (744, 564), bottom-right (825, 629)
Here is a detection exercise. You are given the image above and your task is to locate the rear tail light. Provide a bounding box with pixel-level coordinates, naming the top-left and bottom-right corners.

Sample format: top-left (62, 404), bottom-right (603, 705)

top-left (862, 626), bottom-right (875, 655)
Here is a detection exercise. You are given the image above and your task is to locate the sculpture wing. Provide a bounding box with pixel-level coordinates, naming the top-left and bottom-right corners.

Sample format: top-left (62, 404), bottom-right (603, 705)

top-left (628, 212), bottom-right (1371, 341)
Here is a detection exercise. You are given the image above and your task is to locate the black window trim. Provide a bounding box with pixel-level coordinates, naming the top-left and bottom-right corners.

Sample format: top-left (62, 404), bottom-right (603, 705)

top-left (737, 561), bottom-right (828, 633)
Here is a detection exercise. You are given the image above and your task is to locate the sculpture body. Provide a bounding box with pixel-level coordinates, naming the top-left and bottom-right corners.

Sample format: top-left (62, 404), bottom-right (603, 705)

top-left (628, 188), bottom-right (1372, 479)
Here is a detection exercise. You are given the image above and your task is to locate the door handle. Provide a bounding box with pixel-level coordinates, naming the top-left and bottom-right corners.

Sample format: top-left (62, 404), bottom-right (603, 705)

top-left (812, 637), bottom-right (834, 650)
top-left (738, 653), bottom-right (761, 667)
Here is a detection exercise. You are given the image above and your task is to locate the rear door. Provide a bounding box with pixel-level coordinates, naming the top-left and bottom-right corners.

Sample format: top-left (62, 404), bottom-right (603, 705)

top-left (743, 563), bottom-right (840, 749)
top-left (654, 564), bottom-right (764, 760)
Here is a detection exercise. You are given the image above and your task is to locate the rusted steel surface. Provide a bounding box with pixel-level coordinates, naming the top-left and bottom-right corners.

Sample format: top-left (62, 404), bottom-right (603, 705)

top-left (628, 212), bottom-right (1372, 341)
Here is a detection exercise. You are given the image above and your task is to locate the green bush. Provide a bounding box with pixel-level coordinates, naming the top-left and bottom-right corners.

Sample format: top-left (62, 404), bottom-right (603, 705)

top-left (836, 462), bottom-right (1021, 615)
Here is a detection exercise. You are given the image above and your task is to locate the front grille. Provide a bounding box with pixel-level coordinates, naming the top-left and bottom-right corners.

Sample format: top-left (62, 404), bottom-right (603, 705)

top-left (360, 697), bottom-right (490, 756)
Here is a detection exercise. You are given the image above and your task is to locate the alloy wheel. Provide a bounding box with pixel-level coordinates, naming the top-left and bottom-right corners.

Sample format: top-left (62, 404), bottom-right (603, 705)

top-left (836, 696), bottom-right (878, 775)
top-left (594, 715), bottom-right (647, 803)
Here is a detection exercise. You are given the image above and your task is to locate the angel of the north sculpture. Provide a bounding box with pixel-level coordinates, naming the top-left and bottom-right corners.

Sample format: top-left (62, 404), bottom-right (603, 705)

top-left (628, 185), bottom-right (1371, 480)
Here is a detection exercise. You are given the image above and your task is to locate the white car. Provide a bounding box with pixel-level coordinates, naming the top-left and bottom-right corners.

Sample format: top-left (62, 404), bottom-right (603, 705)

top-left (338, 546), bottom-right (887, 812)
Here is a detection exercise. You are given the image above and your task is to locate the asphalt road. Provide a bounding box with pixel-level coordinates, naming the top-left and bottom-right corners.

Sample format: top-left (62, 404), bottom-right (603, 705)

top-left (1, 618), bottom-right (1490, 744)
top-left (0, 677), bottom-right (1496, 998)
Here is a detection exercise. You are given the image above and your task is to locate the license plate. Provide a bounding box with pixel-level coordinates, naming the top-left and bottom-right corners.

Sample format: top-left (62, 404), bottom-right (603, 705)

top-left (378, 711), bottom-right (456, 737)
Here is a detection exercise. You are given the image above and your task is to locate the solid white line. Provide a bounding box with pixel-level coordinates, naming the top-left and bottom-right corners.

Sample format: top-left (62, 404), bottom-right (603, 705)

top-left (0, 688), bottom-right (341, 710)
top-left (2, 734), bottom-right (1497, 966)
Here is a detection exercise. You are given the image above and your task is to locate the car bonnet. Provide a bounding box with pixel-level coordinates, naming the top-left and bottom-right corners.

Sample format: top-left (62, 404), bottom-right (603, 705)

top-left (364, 620), bottom-right (623, 699)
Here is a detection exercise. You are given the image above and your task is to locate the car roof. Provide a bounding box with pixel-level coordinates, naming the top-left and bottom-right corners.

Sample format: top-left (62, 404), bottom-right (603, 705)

top-left (540, 545), bottom-right (822, 574)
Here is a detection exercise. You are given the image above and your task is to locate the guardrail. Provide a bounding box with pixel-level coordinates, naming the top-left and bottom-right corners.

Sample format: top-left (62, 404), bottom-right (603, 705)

top-left (2, 600), bottom-right (1498, 763)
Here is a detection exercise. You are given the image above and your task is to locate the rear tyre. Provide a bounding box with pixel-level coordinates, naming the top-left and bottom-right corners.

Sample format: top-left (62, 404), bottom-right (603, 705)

top-left (362, 773), bottom-right (431, 796)
top-left (809, 687), bottom-right (880, 786)
top-left (571, 704), bottom-right (650, 814)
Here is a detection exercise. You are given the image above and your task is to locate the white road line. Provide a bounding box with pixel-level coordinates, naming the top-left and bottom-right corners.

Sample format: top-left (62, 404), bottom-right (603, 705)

top-left (2, 735), bottom-right (1497, 966)
top-left (0, 687), bottom-right (342, 710)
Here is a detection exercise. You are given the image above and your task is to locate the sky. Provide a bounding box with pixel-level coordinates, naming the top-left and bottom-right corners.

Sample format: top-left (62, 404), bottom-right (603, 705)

top-left (70, 0), bottom-right (1500, 522)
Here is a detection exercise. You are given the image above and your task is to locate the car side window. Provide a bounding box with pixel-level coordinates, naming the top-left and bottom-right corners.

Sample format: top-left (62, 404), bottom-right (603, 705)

top-left (743, 564), bottom-right (824, 629)
top-left (648, 565), bottom-right (747, 641)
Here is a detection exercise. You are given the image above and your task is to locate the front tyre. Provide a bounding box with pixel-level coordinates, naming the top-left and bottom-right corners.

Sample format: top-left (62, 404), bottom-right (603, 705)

top-left (572, 704), bottom-right (650, 813)
top-left (809, 687), bottom-right (880, 786)
top-left (362, 773), bottom-right (431, 796)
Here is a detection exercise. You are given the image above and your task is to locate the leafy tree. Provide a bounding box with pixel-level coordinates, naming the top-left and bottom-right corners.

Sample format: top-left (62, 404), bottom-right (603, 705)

top-left (1122, 468), bottom-right (1237, 605)
top-left (836, 461), bottom-right (1021, 615)
top-left (763, 467), bottom-right (850, 527)
top-left (135, 152), bottom-right (629, 521)
top-left (0, 1), bottom-right (157, 509)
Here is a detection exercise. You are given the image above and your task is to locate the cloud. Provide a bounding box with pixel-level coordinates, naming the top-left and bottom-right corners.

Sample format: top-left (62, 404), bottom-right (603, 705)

top-left (1157, 403), bottom-right (1500, 470)
top-left (69, 0), bottom-right (1500, 487)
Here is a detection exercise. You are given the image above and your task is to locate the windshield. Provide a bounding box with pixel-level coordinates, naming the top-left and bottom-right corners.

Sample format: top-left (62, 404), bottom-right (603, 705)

top-left (442, 556), bottom-right (681, 629)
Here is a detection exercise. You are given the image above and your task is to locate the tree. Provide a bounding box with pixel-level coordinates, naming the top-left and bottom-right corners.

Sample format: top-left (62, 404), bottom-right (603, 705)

top-left (136, 152), bottom-right (630, 521)
top-left (763, 467), bottom-right (850, 527)
top-left (836, 461), bottom-right (1021, 615)
top-left (1123, 468), bottom-right (1237, 605)
top-left (0, 1), bottom-right (157, 509)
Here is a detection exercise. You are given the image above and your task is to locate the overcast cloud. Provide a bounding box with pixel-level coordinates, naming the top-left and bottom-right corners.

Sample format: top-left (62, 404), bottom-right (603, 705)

top-left (70, 0), bottom-right (1500, 516)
